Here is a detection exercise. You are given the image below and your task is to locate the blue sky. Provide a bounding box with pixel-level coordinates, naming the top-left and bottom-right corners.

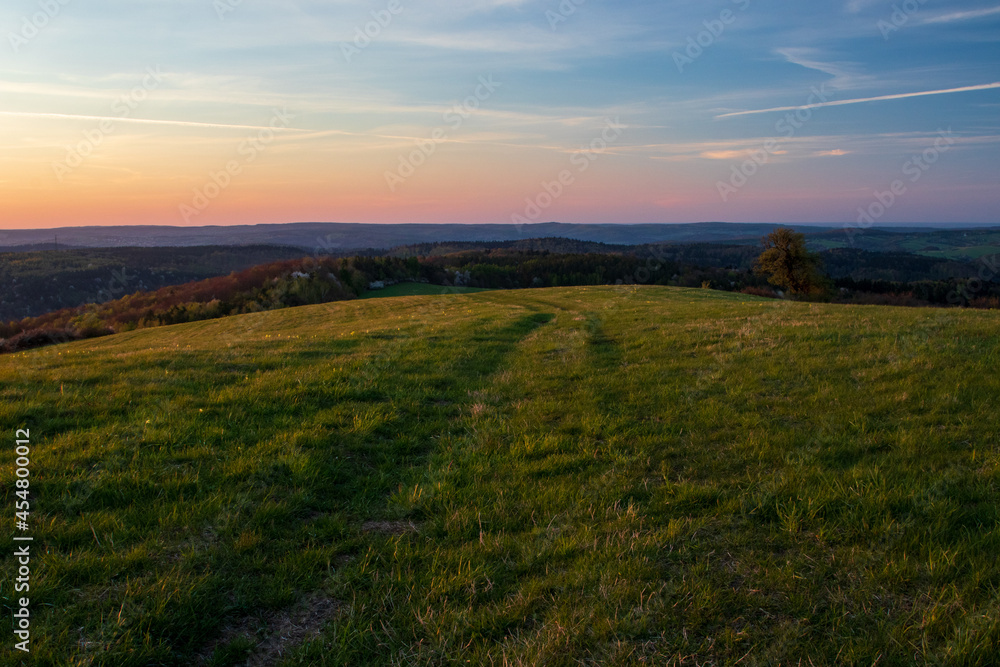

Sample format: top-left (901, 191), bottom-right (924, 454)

top-left (1, 0), bottom-right (998, 227)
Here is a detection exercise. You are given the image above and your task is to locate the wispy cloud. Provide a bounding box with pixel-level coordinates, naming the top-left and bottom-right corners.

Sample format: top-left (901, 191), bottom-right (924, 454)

top-left (699, 150), bottom-right (751, 160)
top-left (636, 131), bottom-right (1000, 163)
top-left (0, 111), bottom-right (308, 132)
top-left (699, 149), bottom-right (787, 160)
top-left (716, 82), bottom-right (1000, 118)
top-left (922, 5), bottom-right (1000, 24)
top-left (777, 48), bottom-right (866, 90)
top-left (844, 0), bottom-right (882, 13)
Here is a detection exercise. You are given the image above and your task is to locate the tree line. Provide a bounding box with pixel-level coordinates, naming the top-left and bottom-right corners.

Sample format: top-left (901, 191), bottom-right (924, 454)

top-left (2, 233), bottom-right (997, 354)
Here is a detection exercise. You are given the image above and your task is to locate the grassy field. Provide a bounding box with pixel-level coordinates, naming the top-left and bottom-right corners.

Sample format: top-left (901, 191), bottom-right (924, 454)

top-left (2, 285), bottom-right (999, 665)
top-left (360, 283), bottom-right (492, 299)
top-left (807, 228), bottom-right (1000, 261)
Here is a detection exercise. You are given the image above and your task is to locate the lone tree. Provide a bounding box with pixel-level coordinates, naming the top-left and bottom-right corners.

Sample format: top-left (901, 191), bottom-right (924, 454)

top-left (754, 228), bottom-right (828, 296)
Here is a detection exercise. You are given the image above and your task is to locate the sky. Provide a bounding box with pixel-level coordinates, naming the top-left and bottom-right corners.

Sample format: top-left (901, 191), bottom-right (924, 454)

top-left (1, 0), bottom-right (998, 229)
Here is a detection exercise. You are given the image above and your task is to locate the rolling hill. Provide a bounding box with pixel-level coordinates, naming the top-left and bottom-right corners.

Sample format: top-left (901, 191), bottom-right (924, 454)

top-left (4, 222), bottom-right (996, 260)
top-left (3, 286), bottom-right (1000, 665)
top-left (0, 245), bottom-right (310, 321)
top-left (0, 222), bottom-right (840, 252)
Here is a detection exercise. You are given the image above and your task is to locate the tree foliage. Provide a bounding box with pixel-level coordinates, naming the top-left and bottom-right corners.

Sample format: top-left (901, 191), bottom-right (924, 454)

top-left (754, 228), bottom-right (829, 296)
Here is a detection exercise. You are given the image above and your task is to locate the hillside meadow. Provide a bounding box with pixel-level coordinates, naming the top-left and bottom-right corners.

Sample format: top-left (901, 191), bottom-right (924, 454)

top-left (2, 285), bottom-right (999, 665)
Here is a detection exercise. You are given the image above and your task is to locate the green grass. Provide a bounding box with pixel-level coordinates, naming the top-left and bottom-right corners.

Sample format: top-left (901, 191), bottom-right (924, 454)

top-left (359, 283), bottom-right (492, 299)
top-left (809, 229), bottom-right (1000, 261)
top-left (3, 286), bottom-right (1000, 665)
top-left (920, 245), bottom-right (1000, 261)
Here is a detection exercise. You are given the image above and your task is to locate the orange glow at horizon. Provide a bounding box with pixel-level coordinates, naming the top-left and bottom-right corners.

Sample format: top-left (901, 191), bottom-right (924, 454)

top-left (1, 115), bottom-right (710, 228)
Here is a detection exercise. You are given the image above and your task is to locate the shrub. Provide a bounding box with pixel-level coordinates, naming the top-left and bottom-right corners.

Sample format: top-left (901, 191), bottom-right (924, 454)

top-left (1, 328), bottom-right (80, 353)
top-left (740, 286), bottom-right (779, 299)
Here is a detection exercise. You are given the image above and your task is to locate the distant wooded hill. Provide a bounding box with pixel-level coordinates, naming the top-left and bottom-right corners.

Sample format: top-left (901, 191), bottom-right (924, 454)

top-left (3, 222), bottom-right (996, 259)
top-left (0, 221), bottom-right (842, 251)
top-left (2, 236), bottom-right (997, 322)
top-left (0, 245), bottom-right (307, 321)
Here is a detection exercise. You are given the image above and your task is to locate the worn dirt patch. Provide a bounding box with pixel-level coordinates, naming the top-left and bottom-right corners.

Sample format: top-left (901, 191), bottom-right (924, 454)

top-left (197, 591), bottom-right (340, 666)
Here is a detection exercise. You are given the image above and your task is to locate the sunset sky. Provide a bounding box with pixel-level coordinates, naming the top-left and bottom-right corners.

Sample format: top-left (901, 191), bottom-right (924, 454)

top-left (1, 0), bottom-right (998, 229)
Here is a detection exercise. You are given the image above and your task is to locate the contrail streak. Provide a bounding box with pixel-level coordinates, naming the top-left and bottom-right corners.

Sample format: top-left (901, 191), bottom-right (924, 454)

top-left (716, 82), bottom-right (1000, 119)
